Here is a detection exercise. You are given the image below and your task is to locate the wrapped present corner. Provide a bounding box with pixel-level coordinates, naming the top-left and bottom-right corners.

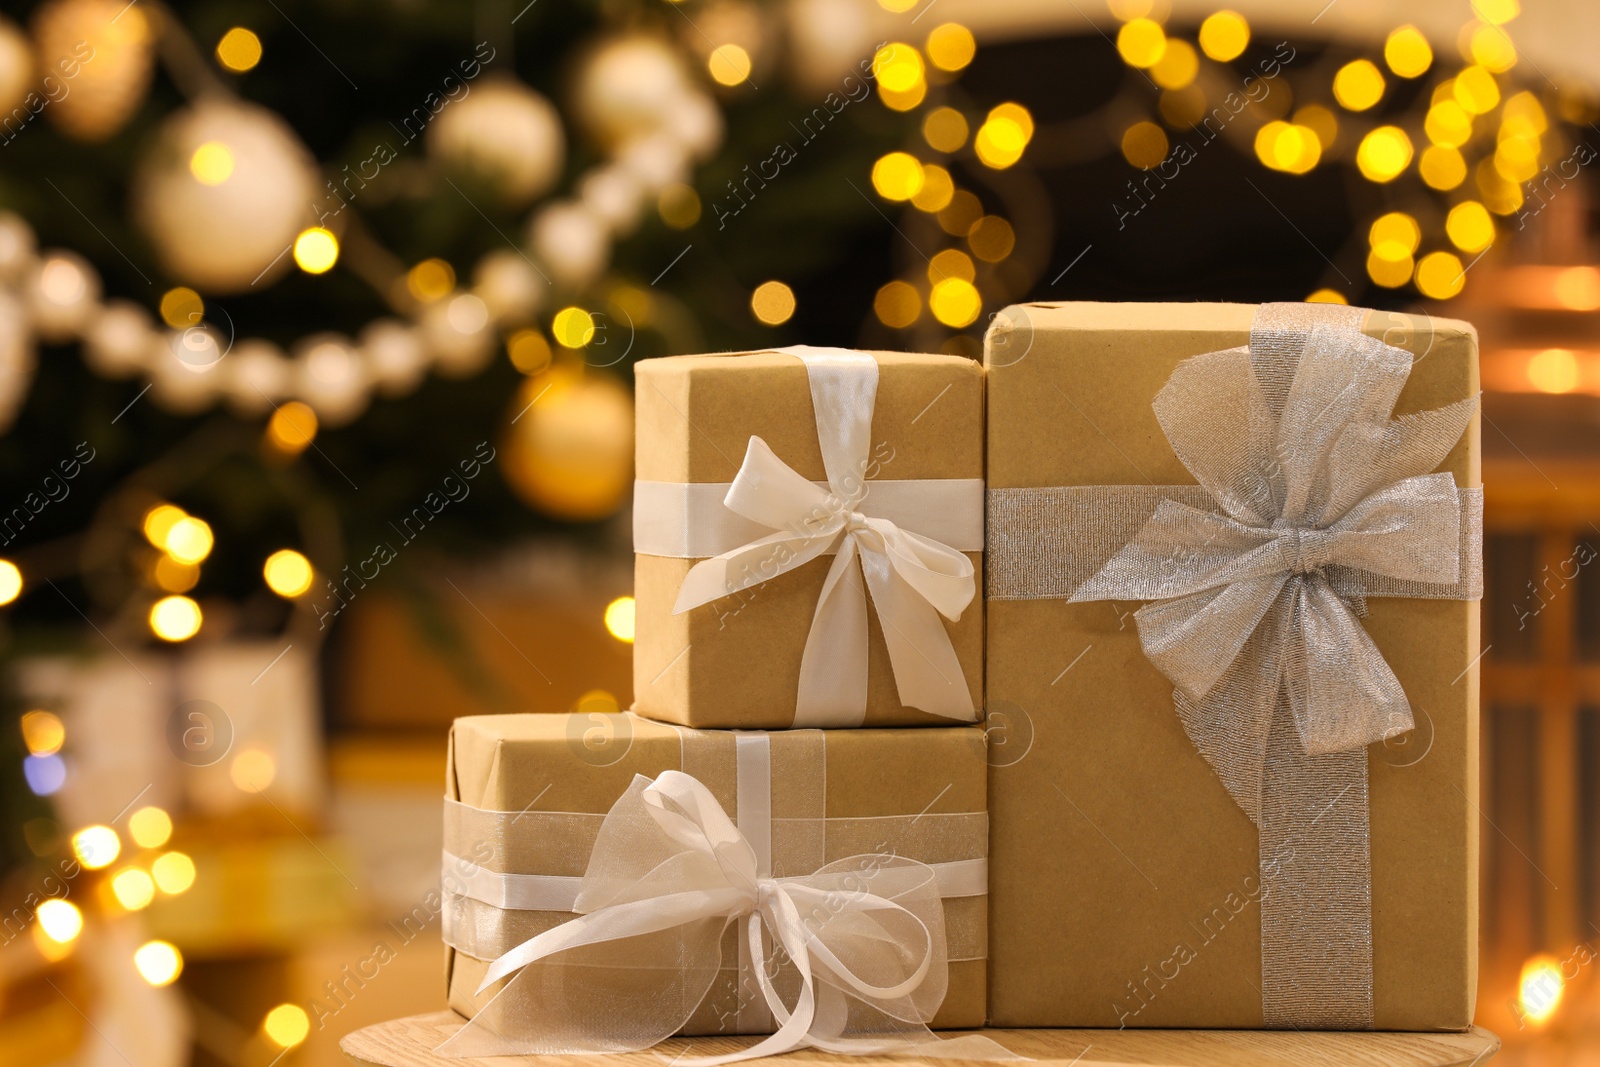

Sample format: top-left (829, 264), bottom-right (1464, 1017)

top-left (983, 302), bottom-right (1480, 1030)
top-left (632, 347), bottom-right (984, 729)
top-left (440, 713), bottom-right (989, 1057)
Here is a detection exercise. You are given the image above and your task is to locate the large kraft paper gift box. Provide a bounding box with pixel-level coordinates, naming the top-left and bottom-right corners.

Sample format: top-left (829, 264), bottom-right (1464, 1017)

top-left (441, 713), bottom-right (988, 1050)
top-left (632, 346), bottom-right (983, 729)
top-left (983, 302), bottom-right (1481, 1030)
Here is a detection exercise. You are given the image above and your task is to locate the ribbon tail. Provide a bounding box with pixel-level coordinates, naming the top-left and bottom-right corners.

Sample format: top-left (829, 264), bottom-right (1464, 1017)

top-left (856, 531), bottom-right (975, 721)
top-left (794, 537), bottom-right (871, 727)
top-left (1287, 578), bottom-right (1413, 756)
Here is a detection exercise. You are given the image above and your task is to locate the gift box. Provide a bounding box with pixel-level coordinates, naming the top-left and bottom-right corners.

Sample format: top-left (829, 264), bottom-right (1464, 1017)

top-left (441, 712), bottom-right (988, 1049)
top-left (983, 302), bottom-right (1480, 1030)
top-left (632, 347), bottom-right (984, 729)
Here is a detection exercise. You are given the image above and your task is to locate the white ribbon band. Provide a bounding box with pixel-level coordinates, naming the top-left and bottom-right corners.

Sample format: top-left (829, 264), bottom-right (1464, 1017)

top-left (635, 478), bottom-right (985, 558)
top-left (652, 346), bottom-right (980, 727)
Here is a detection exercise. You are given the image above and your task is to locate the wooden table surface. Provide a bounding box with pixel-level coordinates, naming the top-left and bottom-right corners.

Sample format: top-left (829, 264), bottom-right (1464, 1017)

top-left (341, 1011), bottom-right (1501, 1067)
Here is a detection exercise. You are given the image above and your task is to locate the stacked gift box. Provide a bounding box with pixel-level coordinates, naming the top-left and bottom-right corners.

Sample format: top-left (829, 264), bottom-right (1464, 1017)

top-left (437, 302), bottom-right (1483, 1058)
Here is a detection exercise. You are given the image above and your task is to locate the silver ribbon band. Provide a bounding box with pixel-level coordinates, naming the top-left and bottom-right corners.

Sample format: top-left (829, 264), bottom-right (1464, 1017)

top-left (991, 302), bottom-right (1481, 1029)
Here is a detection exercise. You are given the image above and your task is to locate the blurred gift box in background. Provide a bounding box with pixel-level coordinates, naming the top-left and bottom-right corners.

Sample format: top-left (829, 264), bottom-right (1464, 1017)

top-left (0, 0), bottom-right (1596, 1064)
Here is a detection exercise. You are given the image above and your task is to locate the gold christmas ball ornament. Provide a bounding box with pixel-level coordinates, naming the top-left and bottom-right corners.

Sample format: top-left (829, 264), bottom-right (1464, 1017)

top-left (33, 0), bottom-right (155, 142)
top-left (429, 79), bottom-right (565, 208)
top-left (573, 36), bottom-right (694, 148)
top-left (501, 366), bottom-right (633, 521)
top-left (0, 18), bottom-right (34, 116)
top-left (132, 101), bottom-right (321, 293)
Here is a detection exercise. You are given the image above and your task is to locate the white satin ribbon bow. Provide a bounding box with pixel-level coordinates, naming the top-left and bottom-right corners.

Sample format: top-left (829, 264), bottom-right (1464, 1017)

top-left (672, 347), bottom-right (976, 727)
top-left (1071, 314), bottom-right (1478, 821)
top-left (436, 770), bottom-right (1012, 1063)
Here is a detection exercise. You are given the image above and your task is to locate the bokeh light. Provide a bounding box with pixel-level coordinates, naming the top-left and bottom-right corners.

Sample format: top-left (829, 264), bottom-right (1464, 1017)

top-left (134, 941), bottom-right (183, 986)
top-left (152, 851), bottom-right (197, 894)
top-left (150, 596), bottom-right (203, 642)
top-left (1333, 60), bottom-right (1385, 111)
top-left (293, 228), bottom-right (339, 274)
top-left (1356, 126), bottom-right (1413, 182)
top-left (264, 1004), bottom-right (312, 1049)
top-left (73, 825), bottom-right (121, 869)
top-left (603, 596), bottom-right (635, 642)
top-left (872, 152), bottom-right (926, 200)
top-left (263, 549), bottom-right (314, 597)
top-left (1383, 25), bottom-right (1432, 78)
top-left (1198, 11), bottom-right (1249, 62)
top-left (215, 27), bottom-right (262, 72)
top-left (129, 807), bottom-right (173, 849)
top-left (750, 281), bottom-right (796, 325)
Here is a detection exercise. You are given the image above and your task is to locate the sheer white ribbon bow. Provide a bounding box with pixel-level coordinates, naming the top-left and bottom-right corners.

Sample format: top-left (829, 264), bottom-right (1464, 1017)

top-left (673, 348), bottom-right (976, 726)
top-left (1071, 316), bottom-right (1478, 820)
top-left (436, 770), bottom-right (1012, 1063)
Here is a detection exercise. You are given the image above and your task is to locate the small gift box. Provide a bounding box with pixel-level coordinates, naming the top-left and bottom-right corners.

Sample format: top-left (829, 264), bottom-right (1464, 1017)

top-left (439, 713), bottom-right (989, 1057)
top-left (632, 347), bottom-right (984, 729)
top-left (983, 302), bottom-right (1480, 1030)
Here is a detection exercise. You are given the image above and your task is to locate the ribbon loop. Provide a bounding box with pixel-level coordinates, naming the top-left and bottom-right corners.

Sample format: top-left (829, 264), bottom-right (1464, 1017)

top-left (671, 347), bottom-right (977, 727)
top-left (437, 770), bottom-right (1008, 1063)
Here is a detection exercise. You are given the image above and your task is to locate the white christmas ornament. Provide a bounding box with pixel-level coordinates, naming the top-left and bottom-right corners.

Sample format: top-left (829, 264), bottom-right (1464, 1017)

top-left (429, 79), bottom-right (565, 207)
top-left (421, 294), bottom-right (493, 377)
top-left (574, 36), bottom-right (693, 147)
top-left (0, 212), bottom-right (35, 283)
top-left (133, 100), bottom-right (321, 293)
top-left (472, 250), bottom-right (546, 326)
top-left (148, 330), bottom-right (224, 414)
top-left (579, 166), bottom-right (646, 236)
top-left (84, 300), bottom-right (154, 378)
top-left (667, 92), bottom-right (725, 161)
top-left (617, 133), bottom-right (691, 195)
top-left (223, 339), bottom-right (291, 416)
top-left (528, 201), bottom-right (609, 290)
top-left (295, 335), bottom-right (369, 426)
top-left (359, 319), bottom-right (427, 397)
top-left (26, 250), bottom-right (100, 342)
top-left (785, 0), bottom-right (876, 93)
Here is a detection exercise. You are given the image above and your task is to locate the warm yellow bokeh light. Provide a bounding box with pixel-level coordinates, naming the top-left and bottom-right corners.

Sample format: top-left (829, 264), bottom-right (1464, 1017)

top-left (1415, 251), bottom-right (1466, 299)
top-left (1117, 18), bottom-right (1167, 69)
top-left (1471, 24), bottom-right (1517, 72)
top-left (1421, 145), bottom-right (1468, 190)
top-left (1306, 288), bottom-right (1348, 304)
top-left (36, 899), bottom-right (83, 943)
top-left (603, 596), bottom-right (635, 643)
top-left (1472, 0), bottom-right (1519, 25)
top-left (1454, 65), bottom-right (1500, 115)
top-left (1554, 267), bottom-right (1600, 311)
top-left (267, 401), bottom-right (318, 455)
top-left (872, 152), bottom-right (926, 200)
top-left (923, 107), bottom-right (969, 153)
top-left (293, 228), bottom-right (339, 274)
top-left (875, 281), bottom-right (921, 329)
top-left (1496, 134), bottom-right (1540, 183)
top-left (750, 281), bottom-right (796, 326)
top-left (1383, 25), bottom-right (1432, 78)
top-left (878, 0), bottom-right (917, 11)
top-left (929, 277), bottom-right (981, 328)
top-left (189, 142), bottom-right (234, 186)
top-left (1425, 101), bottom-right (1472, 148)
top-left (708, 44), bottom-right (752, 86)
top-left (872, 43), bottom-right (925, 93)
top-left (111, 868), bottom-right (156, 911)
top-left (21, 710), bottom-right (63, 756)
top-left (1446, 201), bottom-right (1495, 253)
top-left (215, 27), bottom-right (262, 72)
top-left (1198, 11), bottom-right (1250, 62)
top-left (658, 183), bottom-right (701, 229)
top-left (878, 82), bottom-right (927, 112)
top-left (968, 215), bottom-right (1016, 262)
top-left (1502, 91), bottom-right (1548, 137)
top-left (1527, 351), bottom-right (1578, 394)
top-left (912, 164), bottom-right (955, 212)
top-left (264, 1004), bottom-right (312, 1049)
top-left (1367, 250), bottom-right (1415, 289)
top-left (1255, 122), bottom-right (1320, 174)
top-left (406, 258), bottom-right (455, 302)
top-left (73, 825), bottom-right (121, 870)
top-left (506, 329), bottom-right (553, 376)
top-left (1369, 212), bottom-right (1421, 260)
top-left (143, 504), bottom-right (188, 547)
top-left (149, 596), bottom-right (202, 642)
top-left (129, 807), bottom-right (173, 849)
top-left (154, 556), bottom-right (198, 594)
top-left (551, 307), bottom-right (596, 348)
top-left (134, 941), bottom-right (183, 986)
top-left (263, 549), bottom-right (314, 598)
top-left (1356, 126), bottom-right (1413, 182)
top-left (0, 559), bottom-right (20, 606)
top-left (926, 23), bottom-right (976, 72)
top-left (929, 248), bottom-right (976, 284)
top-left (231, 749), bottom-right (277, 793)
top-left (1294, 105), bottom-right (1337, 150)
top-left (152, 851), bottom-right (197, 894)
top-left (1122, 121), bottom-right (1170, 169)
top-left (1477, 157), bottom-right (1525, 214)
top-left (1333, 60), bottom-right (1385, 111)
top-left (164, 516), bottom-right (213, 565)
top-left (1151, 39), bottom-right (1199, 90)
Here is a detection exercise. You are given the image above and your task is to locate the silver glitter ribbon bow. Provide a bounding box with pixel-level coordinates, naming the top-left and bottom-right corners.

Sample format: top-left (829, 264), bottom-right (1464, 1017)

top-left (1066, 302), bottom-right (1482, 1027)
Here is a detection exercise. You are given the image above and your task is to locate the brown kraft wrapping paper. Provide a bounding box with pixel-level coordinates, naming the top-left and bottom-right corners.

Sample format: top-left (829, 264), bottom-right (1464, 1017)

top-left (442, 712), bottom-right (988, 1033)
top-left (633, 350), bottom-right (984, 729)
top-left (983, 302), bottom-right (1479, 1030)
